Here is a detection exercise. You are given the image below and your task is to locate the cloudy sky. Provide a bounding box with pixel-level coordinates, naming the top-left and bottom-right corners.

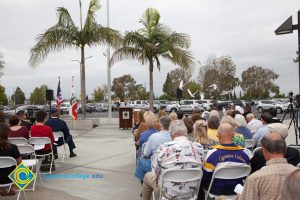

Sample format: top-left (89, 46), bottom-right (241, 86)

top-left (0, 0), bottom-right (299, 99)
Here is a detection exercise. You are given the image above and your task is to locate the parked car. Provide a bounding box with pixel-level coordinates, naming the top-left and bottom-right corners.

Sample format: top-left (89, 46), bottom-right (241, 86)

top-left (154, 100), bottom-right (171, 110)
top-left (60, 102), bottom-right (71, 114)
top-left (166, 99), bottom-right (203, 113)
top-left (256, 100), bottom-right (289, 114)
top-left (130, 100), bottom-right (160, 112)
top-left (231, 100), bottom-right (245, 107)
top-left (112, 102), bottom-right (120, 111)
top-left (95, 103), bottom-right (108, 112)
top-left (78, 104), bottom-right (94, 113)
top-left (197, 99), bottom-right (213, 111)
top-left (216, 100), bottom-right (232, 110)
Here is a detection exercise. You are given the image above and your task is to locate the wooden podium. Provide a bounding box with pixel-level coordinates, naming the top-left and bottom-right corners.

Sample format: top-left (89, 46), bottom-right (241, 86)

top-left (119, 107), bottom-right (133, 129)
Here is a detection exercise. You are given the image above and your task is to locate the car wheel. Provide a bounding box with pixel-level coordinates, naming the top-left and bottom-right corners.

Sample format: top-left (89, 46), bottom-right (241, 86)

top-left (276, 107), bottom-right (283, 114)
top-left (170, 108), bottom-right (177, 113)
top-left (257, 107), bottom-right (263, 113)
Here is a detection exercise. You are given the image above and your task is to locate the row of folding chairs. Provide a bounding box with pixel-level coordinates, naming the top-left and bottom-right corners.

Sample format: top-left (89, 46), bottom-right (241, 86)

top-left (151, 162), bottom-right (251, 200)
top-left (9, 131), bottom-right (67, 162)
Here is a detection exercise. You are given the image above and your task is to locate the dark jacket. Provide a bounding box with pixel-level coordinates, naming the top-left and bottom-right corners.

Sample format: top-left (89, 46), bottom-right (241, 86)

top-left (251, 146), bottom-right (300, 173)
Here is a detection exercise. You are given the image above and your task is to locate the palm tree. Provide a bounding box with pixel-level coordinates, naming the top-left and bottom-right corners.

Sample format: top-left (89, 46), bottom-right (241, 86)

top-left (110, 8), bottom-right (194, 110)
top-left (29, 0), bottom-right (121, 118)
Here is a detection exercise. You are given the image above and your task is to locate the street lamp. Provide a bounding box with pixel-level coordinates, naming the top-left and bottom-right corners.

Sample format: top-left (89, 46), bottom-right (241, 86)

top-left (106, 0), bottom-right (112, 120)
top-left (275, 10), bottom-right (300, 93)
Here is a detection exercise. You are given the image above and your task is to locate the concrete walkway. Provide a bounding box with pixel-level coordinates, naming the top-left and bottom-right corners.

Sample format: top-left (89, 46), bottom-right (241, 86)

top-left (4, 119), bottom-right (141, 200)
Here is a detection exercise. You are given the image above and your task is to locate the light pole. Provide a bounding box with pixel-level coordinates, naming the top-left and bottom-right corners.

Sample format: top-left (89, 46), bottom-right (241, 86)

top-left (106, 0), bottom-right (112, 120)
top-left (275, 10), bottom-right (300, 93)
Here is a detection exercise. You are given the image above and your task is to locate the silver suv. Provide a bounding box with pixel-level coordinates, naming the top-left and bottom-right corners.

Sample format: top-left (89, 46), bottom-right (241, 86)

top-left (256, 100), bottom-right (289, 113)
top-left (166, 100), bottom-right (203, 113)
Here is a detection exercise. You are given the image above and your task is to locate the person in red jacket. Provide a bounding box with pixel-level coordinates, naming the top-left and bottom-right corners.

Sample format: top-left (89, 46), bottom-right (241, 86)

top-left (30, 110), bottom-right (55, 153)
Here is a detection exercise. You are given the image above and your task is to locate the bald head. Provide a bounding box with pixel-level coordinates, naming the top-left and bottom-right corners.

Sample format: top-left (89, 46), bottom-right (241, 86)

top-left (218, 123), bottom-right (234, 135)
top-left (217, 123), bottom-right (235, 144)
top-left (261, 132), bottom-right (286, 155)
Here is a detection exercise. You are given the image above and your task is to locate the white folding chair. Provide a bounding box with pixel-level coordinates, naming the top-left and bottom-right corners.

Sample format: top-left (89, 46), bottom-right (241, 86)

top-left (29, 137), bottom-right (54, 174)
top-left (204, 162), bottom-right (251, 200)
top-left (244, 139), bottom-right (254, 150)
top-left (53, 131), bottom-right (67, 162)
top-left (153, 168), bottom-right (203, 200)
top-left (17, 145), bottom-right (39, 191)
top-left (8, 137), bottom-right (28, 146)
top-left (252, 146), bottom-right (262, 154)
top-left (0, 157), bottom-right (27, 200)
top-left (297, 163), bottom-right (300, 168)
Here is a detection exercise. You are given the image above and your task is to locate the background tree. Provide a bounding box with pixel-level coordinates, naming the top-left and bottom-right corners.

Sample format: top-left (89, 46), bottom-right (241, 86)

top-left (110, 8), bottom-right (194, 110)
top-left (112, 74), bottom-right (137, 101)
top-left (30, 85), bottom-right (48, 105)
top-left (240, 66), bottom-right (279, 99)
top-left (199, 56), bottom-right (239, 99)
top-left (0, 85), bottom-right (8, 105)
top-left (93, 86), bottom-right (105, 102)
top-left (168, 68), bottom-right (192, 99)
top-left (134, 84), bottom-right (149, 100)
top-left (185, 80), bottom-right (202, 99)
top-left (29, 0), bottom-right (121, 118)
top-left (11, 87), bottom-right (26, 105)
top-left (0, 52), bottom-right (4, 77)
top-left (158, 93), bottom-right (171, 100)
top-left (162, 73), bottom-right (172, 97)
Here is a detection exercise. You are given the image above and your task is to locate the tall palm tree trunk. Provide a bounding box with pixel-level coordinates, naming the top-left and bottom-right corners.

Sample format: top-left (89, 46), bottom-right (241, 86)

top-left (80, 46), bottom-right (86, 118)
top-left (149, 61), bottom-right (154, 112)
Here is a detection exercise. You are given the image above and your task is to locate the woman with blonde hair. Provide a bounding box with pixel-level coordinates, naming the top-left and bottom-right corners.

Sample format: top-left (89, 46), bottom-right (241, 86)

top-left (156, 110), bottom-right (167, 122)
top-left (169, 111), bottom-right (178, 121)
top-left (135, 111), bottom-right (160, 146)
top-left (193, 120), bottom-right (216, 149)
top-left (220, 115), bottom-right (245, 147)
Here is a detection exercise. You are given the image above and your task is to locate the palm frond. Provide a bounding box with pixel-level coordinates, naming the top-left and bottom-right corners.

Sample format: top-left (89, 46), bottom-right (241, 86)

top-left (84, 0), bottom-right (101, 32)
top-left (162, 47), bottom-right (195, 71)
top-left (29, 26), bottom-right (78, 67)
top-left (109, 47), bottom-right (143, 66)
top-left (168, 32), bottom-right (191, 48)
top-left (139, 8), bottom-right (160, 38)
top-left (154, 55), bottom-right (160, 71)
top-left (57, 7), bottom-right (76, 28)
top-left (0, 52), bottom-right (4, 69)
top-left (86, 25), bottom-right (122, 48)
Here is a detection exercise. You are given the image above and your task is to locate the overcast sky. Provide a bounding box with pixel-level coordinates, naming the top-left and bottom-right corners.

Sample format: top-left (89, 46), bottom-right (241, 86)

top-left (0, 0), bottom-right (299, 99)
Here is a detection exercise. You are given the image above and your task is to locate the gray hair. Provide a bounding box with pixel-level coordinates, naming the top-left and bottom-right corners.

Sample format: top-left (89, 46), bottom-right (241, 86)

top-left (159, 116), bottom-right (171, 130)
top-left (268, 123), bottom-right (288, 139)
top-left (209, 110), bottom-right (219, 119)
top-left (169, 120), bottom-right (187, 137)
top-left (234, 114), bottom-right (247, 127)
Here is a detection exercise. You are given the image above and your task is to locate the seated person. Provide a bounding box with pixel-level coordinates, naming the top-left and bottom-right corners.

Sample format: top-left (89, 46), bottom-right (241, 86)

top-left (134, 116), bottom-right (172, 182)
top-left (192, 120), bottom-right (217, 149)
top-left (251, 123), bottom-right (300, 173)
top-left (142, 120), bottom-right (204, 200)
top-left (281, 169), bottom-right (300, 200)
top-left (0, 122), bottom-right (22, 196)
top-left (253, 111), bottom-right (273, 147)
top-left (45, 108), bottom-right (77, 158)
top-left (246, 113), bottom-right (263, 135)
top-left (239, 132), bottom-right (297, 200)
top-left (30, 110), bottom-right (55, 155)
top-left (16, 110), bottom-right (32, 131)
top-left (199, 123), bottom-right (251, 197)
top-left (8, 115), bottom-right (29, 139)
top-left (207, 115), bottom-right (220, 141)
top-left (234, 114), bottom-right (252, 139)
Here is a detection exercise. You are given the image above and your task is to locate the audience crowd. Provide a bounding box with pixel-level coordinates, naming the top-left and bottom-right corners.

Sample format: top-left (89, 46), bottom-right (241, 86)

top-left (133, 104), bottom-right (300, 200)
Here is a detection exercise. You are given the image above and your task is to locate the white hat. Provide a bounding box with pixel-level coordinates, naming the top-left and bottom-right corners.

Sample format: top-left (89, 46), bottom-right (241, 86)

top-left (235, 106), bottom-right (244, 114)
top-left (268, 123), bottom-right (288, 139)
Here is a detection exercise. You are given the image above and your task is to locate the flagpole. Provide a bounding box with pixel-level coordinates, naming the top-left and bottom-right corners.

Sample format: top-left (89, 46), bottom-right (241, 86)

top-left (71, 76), bottom-right (74, 130)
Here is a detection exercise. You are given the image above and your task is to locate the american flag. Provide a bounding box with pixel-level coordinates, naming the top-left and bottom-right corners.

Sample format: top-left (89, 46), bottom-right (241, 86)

top-left (56, 78), bottom-right (63, 107)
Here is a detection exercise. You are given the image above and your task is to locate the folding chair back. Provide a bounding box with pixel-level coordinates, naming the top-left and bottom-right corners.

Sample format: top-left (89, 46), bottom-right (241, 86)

top-left (159, 168), bottom-right (203, 200)
top-left (8, 137), bottom-right (28, 146)
top-left (244, 139), bottom-right (254, 149)
top-left (29, 137), bottom-right (51, 148)
top-left (141, 142), bottom-right (146, 157)
top-left (0, 156), bottom-right (17, 169)
top-left (53, 131), bottom-right (64, 142)
top-left (17, 144), bottom-right (36, 155)
top-left (253, 147), bottom-right (262, 154)
top-left (205, 162), bottom-right (251, 200)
